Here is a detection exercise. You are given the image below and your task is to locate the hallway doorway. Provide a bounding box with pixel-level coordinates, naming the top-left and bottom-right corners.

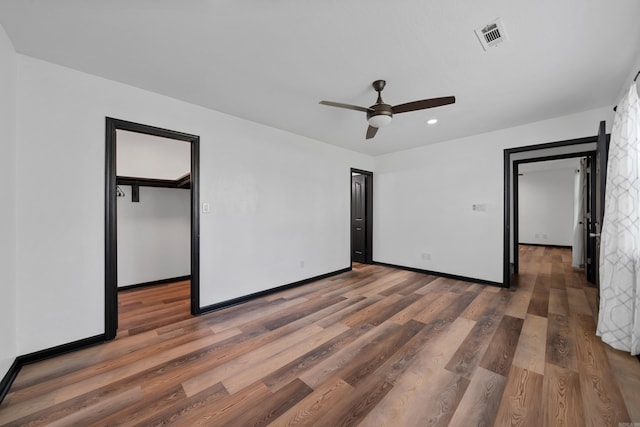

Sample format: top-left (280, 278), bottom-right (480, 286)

top-left (504, 122), bottom-right (608, 288)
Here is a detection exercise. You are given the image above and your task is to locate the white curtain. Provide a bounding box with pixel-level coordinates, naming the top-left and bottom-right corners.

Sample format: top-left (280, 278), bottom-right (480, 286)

top-left (572, 166), bottom-right (584, 268)
top-left (597, 82), bottom-right (640, 355)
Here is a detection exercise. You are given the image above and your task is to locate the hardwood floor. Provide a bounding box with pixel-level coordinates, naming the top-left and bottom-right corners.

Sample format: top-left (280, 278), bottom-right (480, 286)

top-left (117, 280), bottom-right (192, 338)
top-left (1, 245), bottom-right (639, 426)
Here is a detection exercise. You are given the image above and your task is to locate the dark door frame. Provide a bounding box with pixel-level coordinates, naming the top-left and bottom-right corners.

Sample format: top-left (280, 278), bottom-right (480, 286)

top-left (350, 168), bottom-right (373, 264)
top-left (105, 118), bottom-right (200, 340)
top-left (503, 132), bottom-right (604, 287)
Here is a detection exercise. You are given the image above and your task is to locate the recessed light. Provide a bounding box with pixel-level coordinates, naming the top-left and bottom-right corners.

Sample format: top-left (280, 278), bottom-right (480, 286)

top-left (427, 118), bottom-right (438, 125)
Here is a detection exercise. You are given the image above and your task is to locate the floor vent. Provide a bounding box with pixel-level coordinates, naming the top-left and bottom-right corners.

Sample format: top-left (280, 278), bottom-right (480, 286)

top-left (475, 18), bottom-right (508, 50)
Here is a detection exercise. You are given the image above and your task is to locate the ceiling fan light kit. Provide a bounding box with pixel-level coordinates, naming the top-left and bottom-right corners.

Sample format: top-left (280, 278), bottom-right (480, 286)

top-left (367, 110), bottom-right (393, 128)
top-left (320, 79), bottom-right (455, 140)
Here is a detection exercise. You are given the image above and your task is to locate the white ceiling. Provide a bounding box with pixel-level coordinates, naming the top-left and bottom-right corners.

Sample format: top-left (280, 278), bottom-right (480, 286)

top-left (1, 1), bottom-right (639, 156)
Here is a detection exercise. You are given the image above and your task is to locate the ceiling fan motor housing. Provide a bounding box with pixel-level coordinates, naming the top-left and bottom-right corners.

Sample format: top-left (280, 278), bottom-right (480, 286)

top-left (367, 79), bottom-right (393, 127)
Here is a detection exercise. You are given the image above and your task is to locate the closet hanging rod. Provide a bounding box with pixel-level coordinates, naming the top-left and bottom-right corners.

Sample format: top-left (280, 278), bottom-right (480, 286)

top-left (613, 70), bottom-right (639, 111)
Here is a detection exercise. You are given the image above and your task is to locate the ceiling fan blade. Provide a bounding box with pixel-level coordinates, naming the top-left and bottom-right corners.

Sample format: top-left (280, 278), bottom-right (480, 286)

top-left (392, 96), bottom-right (456, 114)
top-left (366, 125), bottom-right (378, 139)
top-left (319, 100), bottom-right (372, 113)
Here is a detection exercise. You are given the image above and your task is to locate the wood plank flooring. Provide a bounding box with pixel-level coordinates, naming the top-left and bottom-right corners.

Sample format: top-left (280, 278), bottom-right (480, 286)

top-left (1, 245), bottom-right (639, 426)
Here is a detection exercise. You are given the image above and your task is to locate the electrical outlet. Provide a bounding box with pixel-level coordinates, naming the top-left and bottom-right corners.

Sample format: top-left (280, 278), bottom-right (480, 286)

top-left (300, 260), bottom-right (305, 268)
top-left (421, 253), bottom-right (431, 261)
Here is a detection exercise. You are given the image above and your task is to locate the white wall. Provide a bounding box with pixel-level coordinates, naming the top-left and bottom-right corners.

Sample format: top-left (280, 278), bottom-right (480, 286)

top-left (518, 168), bottom-right (576, 246)
top-left (373, 106), bottom-right (613, 283)
top-left (15, 54), bottom-right (373, 355)
top-left (117, 130), bottom-right (191, 180)
top-left (0, 26), bottom-right (17, 379)
top-left (117, 186), bottom-right (191, 287)
top-left (0, 24), bottom-right (17, 379)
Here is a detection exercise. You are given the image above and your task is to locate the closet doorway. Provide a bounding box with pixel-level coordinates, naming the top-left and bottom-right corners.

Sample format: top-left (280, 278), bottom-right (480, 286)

top-left (105, 118), bottom-right (200, 340)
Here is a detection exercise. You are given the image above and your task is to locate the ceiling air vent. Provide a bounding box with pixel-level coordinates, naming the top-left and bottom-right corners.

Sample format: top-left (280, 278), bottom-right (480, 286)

top-left (475, 18), bottom-right (508, 50)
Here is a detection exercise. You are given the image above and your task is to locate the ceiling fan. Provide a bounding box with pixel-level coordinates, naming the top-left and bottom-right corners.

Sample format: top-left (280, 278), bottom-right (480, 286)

top-left (320, 80), bottom-right (455, 140)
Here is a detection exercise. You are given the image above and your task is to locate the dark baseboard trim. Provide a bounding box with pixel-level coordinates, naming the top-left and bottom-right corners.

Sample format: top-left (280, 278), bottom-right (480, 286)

top-left (373, 261), bottom-right (504, 288)
top-left (17, 334), bottom-right (106, 366)
top-left (0, 334), bottom-right (105, 405)
top-left (118, 275), bottom-right (191, 292)
top-left (519, 243), bottom-right (572, 249)
top-left (0, 359), bottom-right (20, 404)
top-left (197, 267), bottom-right (352, 315)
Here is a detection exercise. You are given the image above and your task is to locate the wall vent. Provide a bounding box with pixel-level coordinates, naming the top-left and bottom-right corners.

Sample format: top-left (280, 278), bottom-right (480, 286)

top-left (475, 18), bottom-right (508, 50)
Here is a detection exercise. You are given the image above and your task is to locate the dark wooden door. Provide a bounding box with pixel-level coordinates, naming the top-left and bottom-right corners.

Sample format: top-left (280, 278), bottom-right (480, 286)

top-left (593, 120), bottom-right (608, 288)
top-left (351, 174), bottom-right (367, 263)
top-left (584, 121), bottom-right (608, 285)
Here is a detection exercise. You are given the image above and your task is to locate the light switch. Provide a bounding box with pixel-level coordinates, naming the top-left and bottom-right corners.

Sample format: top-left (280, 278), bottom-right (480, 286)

top-left (202, 202), bottom-right (210, 213)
